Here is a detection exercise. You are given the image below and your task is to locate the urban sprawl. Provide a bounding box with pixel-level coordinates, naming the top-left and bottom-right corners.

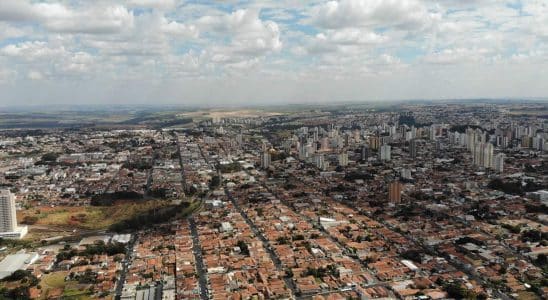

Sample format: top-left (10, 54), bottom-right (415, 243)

top-left (0, 103), bottom-right (547, 300)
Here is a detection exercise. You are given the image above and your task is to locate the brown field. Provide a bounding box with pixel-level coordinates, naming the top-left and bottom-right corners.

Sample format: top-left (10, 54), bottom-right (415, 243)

top-left (18, 200), bottom-right (171, 236)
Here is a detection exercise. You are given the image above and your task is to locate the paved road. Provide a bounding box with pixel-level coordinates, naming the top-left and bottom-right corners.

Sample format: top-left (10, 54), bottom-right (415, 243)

top-left (114, 235), bottom-right (137, 299)
top-left (175, 133), bottom-right (188, 195)
top-left (189, 217), bottom-right (210, 300)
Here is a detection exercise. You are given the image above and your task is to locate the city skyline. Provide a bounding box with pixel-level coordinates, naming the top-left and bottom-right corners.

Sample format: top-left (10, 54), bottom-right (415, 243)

top-left (0, 0), bottom-right (547, 106)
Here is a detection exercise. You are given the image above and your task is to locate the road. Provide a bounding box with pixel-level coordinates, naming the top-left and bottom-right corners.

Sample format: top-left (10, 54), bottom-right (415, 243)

top-left (189, 217), bottom-right (210, 300)
top-left (114, 235), bottom-right (137, 300)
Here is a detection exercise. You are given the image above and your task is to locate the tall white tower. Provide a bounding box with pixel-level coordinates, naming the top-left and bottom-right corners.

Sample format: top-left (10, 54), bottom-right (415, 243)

top-left (0, 190), bottom-right (26, 239)
top-left (0, 190), bottom-right (17, 233)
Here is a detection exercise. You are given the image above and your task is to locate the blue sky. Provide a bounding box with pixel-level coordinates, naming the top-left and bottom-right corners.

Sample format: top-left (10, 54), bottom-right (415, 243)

top-left (0, 0), bottom-right (546, 106)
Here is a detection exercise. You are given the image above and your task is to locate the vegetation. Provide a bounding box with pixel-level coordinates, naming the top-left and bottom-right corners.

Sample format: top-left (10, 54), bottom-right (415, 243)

top-left (19, 201), bottom-right (171, 231)
top-left (276, 236), bottom-right (290, 244)
top-left (56, 241), bottom-right (126, 261)
top-left (344, 171), bottom-right (374, 181)
top-left (521, 229), bottom-right (547, 243)
top-left (303, 265), bottom-right (338, 279)
top-left (109, 201), bottom-right (196, 232)
top-left (90, 191), bottom-right (143, 206)
top-left (401, 249), bottom-right (423, 263)
top-left (209, 175), bottom-right (221, 189)
top-left (0, 270), bottom-right (39, 300)
top-left (236, 240), bottom-right (249, 256)
top-left (488, 178), bottom-right (544, 195)
top-left (218, 162), bottom-right (241, 173)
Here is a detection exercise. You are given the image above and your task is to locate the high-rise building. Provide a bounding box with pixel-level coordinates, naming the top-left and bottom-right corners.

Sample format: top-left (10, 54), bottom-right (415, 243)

top-left (261, 150), bottom-right (271, 169)
top-left (473, 142), bottom-right (494, 169)
top-left (388, 181), bottom-right (403, 203)
top-left (361, 145), bottom-right (369, 162)
top-left (0, 190), bottom-right (27, 239)
top-left (409, 139), bottom-right (418, 159)
top-left (338, 150), bottom-right (349, 167)
top-left (369, 136), bottom-right (380, 150)
top-left (494, 153), bottom-right (505, 173)
top-left (379, 144), bottom-right (391, 161)
top-left (400, 168), bottom-right (412, 180)
top-left (314, 154), bottom-right (327, 170)
top-left (429, 125), bottom-right (436, 140)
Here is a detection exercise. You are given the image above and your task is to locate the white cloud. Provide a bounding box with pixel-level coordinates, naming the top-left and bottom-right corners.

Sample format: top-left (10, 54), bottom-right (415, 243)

top-left (1, 41), bottom-right (66, 60)
top-left (0, 0), bottom-right (546, 105)
top-left (309, 0), bottom-right (437, 31)
top-left (0, 0), bottom-right (134, 34)
top-left (126, 0), bottom-right (176, 10)
top-left (27, 70), bottom-right (43, 80)
top-left (423, 48), bottom-right (491, 64)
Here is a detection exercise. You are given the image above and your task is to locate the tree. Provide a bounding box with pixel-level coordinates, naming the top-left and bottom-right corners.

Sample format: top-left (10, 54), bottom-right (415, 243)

top-left (2, 270), bottom-right (31, 282)
top-left (210, 175), bottom-right (221, 189)
top-left (41, 152), bottom-right (59, 162)
top-left (236, 240), bottom-right (249, 256)
top-left (443, 282), bottom-right (468, 299)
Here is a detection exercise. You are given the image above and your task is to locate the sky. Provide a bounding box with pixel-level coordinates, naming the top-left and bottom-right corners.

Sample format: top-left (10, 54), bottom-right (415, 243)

top-left (0, 0), bottom-right (546, 107)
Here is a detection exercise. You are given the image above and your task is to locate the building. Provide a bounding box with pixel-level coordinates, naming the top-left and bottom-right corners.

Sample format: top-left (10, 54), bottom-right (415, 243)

top-left (473, 142), bottom-right (493, 169)
top-left (369, 136), bottom-right (380, 150)
top-left (260, 150), bottom-right (271, 169)
top-left (338, 150), bottom-right (349, 167)
top-left (379, 144), bottom-right (391, 161)
top-left (494, 153), bottom-right (505, 173)
top-left (409, 139), bottom-right (418, 159)
top-left (0, 190), bottom-right (27, 239)
top-left (388, 181), bottom-right (403, 203)
top-left (361, 145), bottom-right (369, 162)
top-left (0, 253), bottom-right (39, 279)
top-left (314, 154), bottom-right (327, 170)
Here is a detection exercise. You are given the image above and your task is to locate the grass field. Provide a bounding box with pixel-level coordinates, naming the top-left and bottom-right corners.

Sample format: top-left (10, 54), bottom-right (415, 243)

top-left (18, 200), bottom-right (172, 231)
top-left (41, 272), bottom-right (67, 290)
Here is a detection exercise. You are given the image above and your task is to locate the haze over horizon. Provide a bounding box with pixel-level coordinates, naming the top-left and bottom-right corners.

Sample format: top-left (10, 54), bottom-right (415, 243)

top-left (0, 0), bottom-right (547, 106)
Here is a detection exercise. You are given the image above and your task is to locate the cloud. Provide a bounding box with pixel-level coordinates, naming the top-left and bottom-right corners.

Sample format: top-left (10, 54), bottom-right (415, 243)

top-left (309, 0), bottom-right (438, 31)
top-left (423, 48), bottom-right (491, 64)
top-left (1, 41), bottom-right (66, 60)
top-left (27, 70), bottom-right (43, 80)
top-left (126, 0), bottom-right (176, 10)
top-left (194, 9), bottom-right (282, 68)
top-left (0, 0), bottom-right (134, 34)
top-left (0, 0), bottom-right (546, 105)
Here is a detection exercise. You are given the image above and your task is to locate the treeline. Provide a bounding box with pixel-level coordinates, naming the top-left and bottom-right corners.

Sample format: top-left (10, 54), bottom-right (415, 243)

top-left (0, 270), bottom-right (39, 299)
top-left (56, 241), bottom-right (126, 261)
top-left (344, 171), bottom-right (374, 181)
top-left (90, 191), bottom-right (143, 206)
top-left (218, 162), bottom-right (241, 173)
top-left (109, 202), bottom-right (190, 232)
top-left (488, 178), bottom-right (544, 195)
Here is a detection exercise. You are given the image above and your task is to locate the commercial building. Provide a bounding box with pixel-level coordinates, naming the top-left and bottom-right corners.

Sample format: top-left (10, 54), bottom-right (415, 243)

top-left (260, 151), bottom-right (271, 169)
top-left (338, 150), bottom-right (349, 167)
top-left (409, 139), bottom-right (418, 159)
top-left (379, 144), bottom-right (391, 161)
top-left (0, 190), bottom-right (27, 239)
top-left (389, 181), bottom-right (403, 203)
top-left (494, 153), bottom-right (505, 173)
